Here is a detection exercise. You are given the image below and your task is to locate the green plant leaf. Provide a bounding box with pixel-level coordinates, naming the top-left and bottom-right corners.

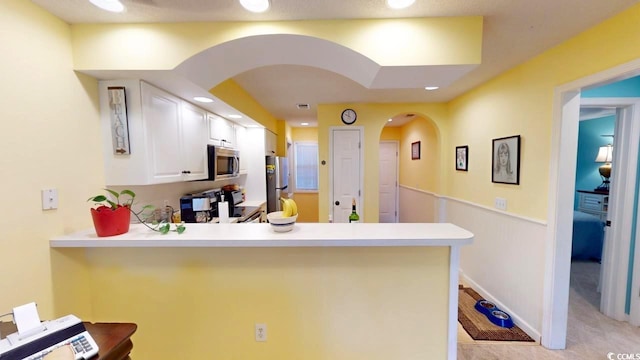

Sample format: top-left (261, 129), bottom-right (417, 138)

top-left (120, 189), bottom-right (136, 206)
top-left (159, 223), bottom-right (170, 234)
top-left (104, 188), bottom-right (120, 201)
top-left (88, 195), bottom-right (107, 202)
top-left (120, 189), bottom-right (136, 198)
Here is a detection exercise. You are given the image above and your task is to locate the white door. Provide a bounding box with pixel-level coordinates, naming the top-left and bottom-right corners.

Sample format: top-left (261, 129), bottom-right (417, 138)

top-left (332, 128), bottom-right (362, 223)
top-left (379, 141), bottom-right (398, 222)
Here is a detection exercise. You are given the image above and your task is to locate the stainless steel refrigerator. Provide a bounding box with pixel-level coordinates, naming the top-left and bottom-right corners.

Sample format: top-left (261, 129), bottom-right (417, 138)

top-left (266, 156), bottom-right (288, 213)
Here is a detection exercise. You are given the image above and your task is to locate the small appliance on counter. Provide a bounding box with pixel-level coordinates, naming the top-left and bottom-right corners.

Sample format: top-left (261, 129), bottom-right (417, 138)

top-left (223, 189), bottom-right (262, 223)
top-left (180, 189), bottom-right (221, 223)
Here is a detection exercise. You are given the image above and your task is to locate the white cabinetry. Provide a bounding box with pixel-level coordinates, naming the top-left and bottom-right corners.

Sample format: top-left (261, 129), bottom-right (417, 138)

top-left (265, 129), bottom-right (277, 156)
top-left (178, 101), bottom-right (209, 179)
top-left (577, 190), bottom-right (609, 221)
top-left (209, 114), bottom-right (236, 149)
top-left (234, 125), bottom-right (248, 172)
top-left (99, 80), bottom-right (208, 185)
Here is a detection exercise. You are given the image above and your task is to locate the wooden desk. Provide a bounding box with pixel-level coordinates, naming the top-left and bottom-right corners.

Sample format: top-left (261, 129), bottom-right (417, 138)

top-left (1, 321), bottom-right (137, 360)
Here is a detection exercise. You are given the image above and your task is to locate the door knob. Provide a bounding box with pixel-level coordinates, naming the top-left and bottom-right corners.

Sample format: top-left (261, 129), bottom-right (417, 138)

top-left (335, 201), bottom-right (340, 206)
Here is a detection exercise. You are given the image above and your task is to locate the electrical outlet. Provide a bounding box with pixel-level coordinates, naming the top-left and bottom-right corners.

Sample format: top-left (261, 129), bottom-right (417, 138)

top-left (41, 188), bottom-right (58, 210)
top-left (255, 323), bottom-right (267, 342)
top-left (495, 197), bottom-right (507, 211)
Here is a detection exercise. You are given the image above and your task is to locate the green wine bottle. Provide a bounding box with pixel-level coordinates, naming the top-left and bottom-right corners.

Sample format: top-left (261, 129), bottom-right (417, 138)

top-left (349, 198), bottom-right (360, 223)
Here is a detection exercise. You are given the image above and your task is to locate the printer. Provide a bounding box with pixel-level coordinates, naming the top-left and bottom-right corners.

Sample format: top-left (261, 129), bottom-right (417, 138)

top-left (0, 314), bottom-right (98, 360)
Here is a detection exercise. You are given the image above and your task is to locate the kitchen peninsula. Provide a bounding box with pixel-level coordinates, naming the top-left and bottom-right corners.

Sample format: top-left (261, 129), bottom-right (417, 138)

top-left (51, 223), bottom-right (473, 360)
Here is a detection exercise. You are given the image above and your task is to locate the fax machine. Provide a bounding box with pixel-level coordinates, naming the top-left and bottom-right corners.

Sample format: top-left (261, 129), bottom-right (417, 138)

top-left (0, 314), bottom-right (98, 360)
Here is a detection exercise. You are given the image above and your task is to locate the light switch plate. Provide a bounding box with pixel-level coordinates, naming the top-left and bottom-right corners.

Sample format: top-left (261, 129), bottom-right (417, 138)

top-left (494, 197), bottom-right (507, 211)
top-left (42, 189), bottom-right (58, 210)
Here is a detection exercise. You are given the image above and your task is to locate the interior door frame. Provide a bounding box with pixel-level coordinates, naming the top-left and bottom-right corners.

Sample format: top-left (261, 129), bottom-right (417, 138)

top-left (379, 140), bottom-right (399, 223)
top-left (544, 58), bottom-right (640, 349)
top-left (329, 126), bottom-right (364, 222)
top-left (581, 98), bottom-right (640, 323)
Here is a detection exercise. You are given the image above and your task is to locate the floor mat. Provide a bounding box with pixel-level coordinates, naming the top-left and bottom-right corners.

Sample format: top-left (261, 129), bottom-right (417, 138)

top-left (458, 287), bottom-right (535, 342)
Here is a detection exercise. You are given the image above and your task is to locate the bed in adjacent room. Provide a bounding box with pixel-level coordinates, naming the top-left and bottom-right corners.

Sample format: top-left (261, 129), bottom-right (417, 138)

top-left (572, 211), bottom-right (605, 261)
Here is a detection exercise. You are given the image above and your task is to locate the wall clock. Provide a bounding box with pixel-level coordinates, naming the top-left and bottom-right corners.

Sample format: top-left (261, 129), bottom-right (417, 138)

top-left (341, 108), bottom-right (357, 125)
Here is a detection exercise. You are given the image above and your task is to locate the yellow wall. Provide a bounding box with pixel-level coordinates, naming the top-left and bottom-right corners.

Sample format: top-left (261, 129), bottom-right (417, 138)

top-left (399, 117), bottom-right (440, 191)
top-left (70, 18), bottom-right (482, 70)
top-left (445, 3), bottom-right (640, 219)
top-left (291, 127), bottom-right (320, 222)
top-left (317, 104), bottom-right (447, 223)
top-left (0, 0), bottom-right (100, 318)
top-left (276, 119), bottom-right (290, 157)
top-left (86, 247), bottom-right (451, 359)
top-left (210, 79), bottom-right (279, 133)
top-left (380, 126), bottom-right (401, 141)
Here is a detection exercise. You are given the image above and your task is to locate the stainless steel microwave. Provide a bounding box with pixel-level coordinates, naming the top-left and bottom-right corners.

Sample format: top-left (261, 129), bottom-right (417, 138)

top-left (207, 145), bottom-right (239, 181)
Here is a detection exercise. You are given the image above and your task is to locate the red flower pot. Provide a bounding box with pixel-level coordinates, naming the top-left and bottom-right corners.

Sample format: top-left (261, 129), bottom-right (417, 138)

top-left (90, 205), bottom-right (131, 237)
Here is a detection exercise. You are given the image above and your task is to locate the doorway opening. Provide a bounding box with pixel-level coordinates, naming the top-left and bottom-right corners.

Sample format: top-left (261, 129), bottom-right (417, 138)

top-left (544, 60), bottom-right (640, 349)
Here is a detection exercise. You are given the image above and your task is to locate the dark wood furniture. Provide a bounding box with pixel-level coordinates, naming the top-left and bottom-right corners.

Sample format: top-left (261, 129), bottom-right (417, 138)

top-left (1, 321), bottom-right (136, 360)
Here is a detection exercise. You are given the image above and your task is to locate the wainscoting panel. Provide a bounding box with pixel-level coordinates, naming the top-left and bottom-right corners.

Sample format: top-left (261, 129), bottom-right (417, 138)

top-left (446, 199), bottom-right (547, 340)
top-left (399, 186), bottom-right (437, 223)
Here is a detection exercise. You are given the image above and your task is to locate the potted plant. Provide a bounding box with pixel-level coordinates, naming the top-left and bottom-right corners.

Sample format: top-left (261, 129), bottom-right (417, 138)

top-left (88, 189), bottom-right (185, 237)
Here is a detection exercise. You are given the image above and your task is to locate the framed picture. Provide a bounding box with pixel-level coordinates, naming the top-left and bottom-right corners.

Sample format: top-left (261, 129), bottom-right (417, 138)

top-left (456, 145), bottom-right (468, 171)
top-left (107, 86), bottom-right (131, 155)
top-left (411, 141), bottom-right (421, 160)
top-left (492, 135), bottom-right (521, 185)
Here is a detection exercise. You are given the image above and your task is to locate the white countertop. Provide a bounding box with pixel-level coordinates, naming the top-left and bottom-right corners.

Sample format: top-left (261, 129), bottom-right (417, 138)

top-left (50, 223), bottom-right (473, 248)
top-left (236, 200), bottom-right (265, 208)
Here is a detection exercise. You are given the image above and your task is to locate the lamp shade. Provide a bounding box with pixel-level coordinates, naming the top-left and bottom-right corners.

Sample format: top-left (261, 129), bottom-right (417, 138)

top-left (595, 145), bottom-right (613, 163)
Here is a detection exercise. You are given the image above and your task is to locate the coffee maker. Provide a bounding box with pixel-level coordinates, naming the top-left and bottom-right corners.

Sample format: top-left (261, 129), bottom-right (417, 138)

top-left (180, 189), bottom-right (221, 223)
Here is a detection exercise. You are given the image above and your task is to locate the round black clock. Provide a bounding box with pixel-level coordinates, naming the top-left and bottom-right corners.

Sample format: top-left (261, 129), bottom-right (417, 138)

top-left (341, 108), bottom-right (357, 125)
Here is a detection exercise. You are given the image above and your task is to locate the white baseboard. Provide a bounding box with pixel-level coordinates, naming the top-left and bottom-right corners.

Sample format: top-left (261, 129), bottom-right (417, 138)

top-left (460, 270), bottom-right (541, 343)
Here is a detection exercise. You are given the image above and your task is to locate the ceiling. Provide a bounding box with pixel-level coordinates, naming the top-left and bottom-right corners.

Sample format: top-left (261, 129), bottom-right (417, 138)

top-left (31, 0), bottom-right (639, 127)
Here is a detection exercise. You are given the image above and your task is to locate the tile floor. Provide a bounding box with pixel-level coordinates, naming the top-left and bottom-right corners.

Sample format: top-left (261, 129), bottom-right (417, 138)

top-left (457, 260), bottom-right (640, 359)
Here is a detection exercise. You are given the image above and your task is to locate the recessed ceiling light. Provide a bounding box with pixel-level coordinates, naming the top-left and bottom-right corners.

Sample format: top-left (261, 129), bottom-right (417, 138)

top-left (388, 119), bottom-right (393, 122)
top-left (424, 86), bottom-right (440, 91)
top-left (239, 0), bottom-right (270, 13)
top-left (228, 114), bottom-right (243, 119)
top-left (386, 0), bottom-right (415, 10)
top-left (89, 0), bottom-right (125, 12)
top-left (193, 96), bottom-right (214, 103)
top-left (301, 122), bottom-right (309, 126)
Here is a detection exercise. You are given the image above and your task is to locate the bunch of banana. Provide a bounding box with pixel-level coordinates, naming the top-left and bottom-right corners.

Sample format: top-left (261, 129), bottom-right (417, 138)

top-left (280, 198), bottom-right (298, 218)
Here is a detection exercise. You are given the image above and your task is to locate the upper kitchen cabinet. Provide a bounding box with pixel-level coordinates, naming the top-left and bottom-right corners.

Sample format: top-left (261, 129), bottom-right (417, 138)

top-left (265, 129), bottom-right (277, 156)
top-left (98, 80), bottom-right (208, 185)
top-left (209, 114), bottom-right (236, 149)
top-left (234, 125), bottom-right (248, 173)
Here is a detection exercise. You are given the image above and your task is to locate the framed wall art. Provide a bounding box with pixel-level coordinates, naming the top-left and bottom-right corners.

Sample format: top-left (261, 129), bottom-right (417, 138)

top-left (492, 135), bottom-right (521, 185)
top-left (456, 145), bottom-right (468, 171)
top-left (108, 86), bottom-right (131, 155)
top-left (411, 141), bottom-right (421, 160)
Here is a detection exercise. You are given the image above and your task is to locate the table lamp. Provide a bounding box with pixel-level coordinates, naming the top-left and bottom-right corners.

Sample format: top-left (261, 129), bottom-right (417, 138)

top-left (594, 144), bottom-right (613, 192)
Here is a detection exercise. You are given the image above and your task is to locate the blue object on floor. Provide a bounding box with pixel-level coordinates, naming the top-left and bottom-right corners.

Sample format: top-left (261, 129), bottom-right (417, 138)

top-left (474, 299), bottom-right (515, 328)
top-left (488, 310), bottom-right (514, 328)
top-left (474, 299), bottom-right (497, 317)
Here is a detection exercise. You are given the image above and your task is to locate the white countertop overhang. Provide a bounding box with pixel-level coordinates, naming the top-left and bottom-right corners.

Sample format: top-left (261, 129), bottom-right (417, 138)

top-left (50, 223), bottom-right (474, 248)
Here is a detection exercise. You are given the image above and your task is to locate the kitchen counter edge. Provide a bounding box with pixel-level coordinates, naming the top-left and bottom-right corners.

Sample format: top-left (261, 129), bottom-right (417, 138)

top-left (50, 223), bottom-right (474, 248)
